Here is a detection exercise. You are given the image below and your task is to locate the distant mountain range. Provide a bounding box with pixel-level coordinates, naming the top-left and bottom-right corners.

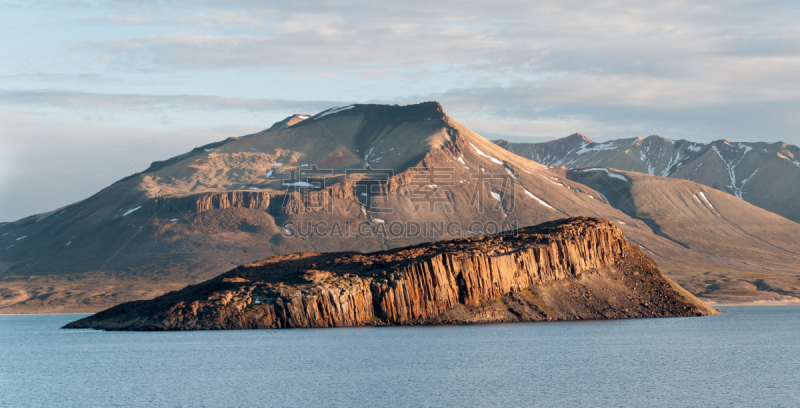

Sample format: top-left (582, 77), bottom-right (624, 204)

top-left (1, 103), bottom-right (799, 312)
top-left (495, 133), bottom-right (800, 223)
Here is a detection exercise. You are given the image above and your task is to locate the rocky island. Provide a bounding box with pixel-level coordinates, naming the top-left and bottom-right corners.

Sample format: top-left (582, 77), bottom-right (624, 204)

top-left (64, 217), bottom-right (719, 330)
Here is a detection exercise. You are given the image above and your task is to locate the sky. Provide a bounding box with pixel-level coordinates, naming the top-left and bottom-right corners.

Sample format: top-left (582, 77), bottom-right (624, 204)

top-left (1, 0), bottom-right (799, 221)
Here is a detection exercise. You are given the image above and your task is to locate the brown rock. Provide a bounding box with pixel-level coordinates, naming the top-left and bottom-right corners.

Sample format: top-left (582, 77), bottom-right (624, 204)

top-left (63, 217), bottom-right (719, 331)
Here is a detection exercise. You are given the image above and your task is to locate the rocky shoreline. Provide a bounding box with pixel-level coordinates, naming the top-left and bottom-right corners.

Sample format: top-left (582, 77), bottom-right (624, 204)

top-left (64, 217), bottom-right (719, 330)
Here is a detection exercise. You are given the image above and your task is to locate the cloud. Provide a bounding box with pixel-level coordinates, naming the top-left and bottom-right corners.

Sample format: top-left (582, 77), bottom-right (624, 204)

top-left (434, 84), bottom-right (800, 144)
top-left (83, 11), bottom-right (267, 29)
top-left (79, 1), bottom-right (800, 76)
top-left (0, 89), bottom-right (340, 114)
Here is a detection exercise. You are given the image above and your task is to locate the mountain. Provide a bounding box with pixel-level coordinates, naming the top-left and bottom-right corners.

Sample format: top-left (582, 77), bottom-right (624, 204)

top-left (495, 134), bottom-right (800, 222)
top-left (64, 218), bottom-right (718, 330)
top-left (566, 168), bottom-right (800, 299)
top-left (1, 102), bottom-right (799, 312)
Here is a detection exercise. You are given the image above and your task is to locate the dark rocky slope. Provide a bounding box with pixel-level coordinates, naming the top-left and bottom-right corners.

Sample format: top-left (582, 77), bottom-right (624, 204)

top-left (65, 217), bottom-right (718, 330)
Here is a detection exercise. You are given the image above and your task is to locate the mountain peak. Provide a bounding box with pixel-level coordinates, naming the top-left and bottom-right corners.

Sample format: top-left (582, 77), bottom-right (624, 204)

top-left (565, 132), bottom-right (594, 144)
top-left (264, 113), bottom-right (312, 132)
top-left (643, 135), bottom-right (673, 144)
top-left (298, 101), bottom-right (446, 126)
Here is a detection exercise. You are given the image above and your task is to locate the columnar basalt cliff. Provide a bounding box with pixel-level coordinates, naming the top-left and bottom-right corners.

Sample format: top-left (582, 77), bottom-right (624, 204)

top-left (65, 218), bottom-right (718, 330)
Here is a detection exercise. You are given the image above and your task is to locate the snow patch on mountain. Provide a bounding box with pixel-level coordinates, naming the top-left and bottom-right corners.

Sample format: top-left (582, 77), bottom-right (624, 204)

top-left (660, 152), bottom-right (682, 177)
top-left (575, 141), bottom-right (620, 155)
top-left (579, 168), bottom-right (628, 181)
top-left (283, 181), bottom-right (313, 188)
top-left (698, 191), bottom-right (719, 215)
top-left (122, 206), bottom-right (142, 216)
top-left (712, 145), bottom-right (752, 198)
top-left (470, 143), bottom-right (503, 165)
top-left (315, 105), bottom-right (355, 120)
top-left (538, 174), bottom-right (564, 186)
top-left (523, 188), bottom-right (555, 210)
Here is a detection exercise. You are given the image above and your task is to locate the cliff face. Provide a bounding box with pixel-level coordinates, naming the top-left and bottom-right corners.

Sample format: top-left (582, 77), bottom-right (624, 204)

top-left (143, 182), bottom-right (372, 216)
top-left (64, 217), bottom-right (718, 330)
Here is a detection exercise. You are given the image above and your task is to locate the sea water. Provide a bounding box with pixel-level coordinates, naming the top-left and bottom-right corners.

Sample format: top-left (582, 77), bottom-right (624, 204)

top-left (1, 306), bottom-right (798, 407)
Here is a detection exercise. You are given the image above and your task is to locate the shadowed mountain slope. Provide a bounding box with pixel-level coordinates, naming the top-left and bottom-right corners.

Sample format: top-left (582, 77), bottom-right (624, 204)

top-left (496, 134), bottom-right (800, 223)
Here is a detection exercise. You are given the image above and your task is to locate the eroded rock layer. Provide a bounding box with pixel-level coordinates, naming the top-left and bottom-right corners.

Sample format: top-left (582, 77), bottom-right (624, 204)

top-left (64, 217), bottom-right (718, 330)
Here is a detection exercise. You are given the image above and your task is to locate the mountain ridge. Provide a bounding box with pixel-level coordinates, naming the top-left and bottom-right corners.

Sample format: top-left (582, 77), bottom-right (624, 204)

top-left (496, 134), bottom-right (800, 222)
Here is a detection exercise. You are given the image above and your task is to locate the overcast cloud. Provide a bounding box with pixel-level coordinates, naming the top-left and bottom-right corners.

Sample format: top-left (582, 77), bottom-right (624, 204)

top-left (1, 0), bottom-right (799, 220)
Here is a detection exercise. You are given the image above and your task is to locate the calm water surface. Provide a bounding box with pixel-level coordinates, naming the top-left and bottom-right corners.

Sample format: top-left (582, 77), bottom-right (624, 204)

top-left (1, 306), bottom-right (799, 407)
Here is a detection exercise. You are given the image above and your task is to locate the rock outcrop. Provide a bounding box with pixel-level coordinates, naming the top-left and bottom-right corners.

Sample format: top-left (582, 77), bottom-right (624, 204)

top-left (64, 217), bottom-right (719, 330)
